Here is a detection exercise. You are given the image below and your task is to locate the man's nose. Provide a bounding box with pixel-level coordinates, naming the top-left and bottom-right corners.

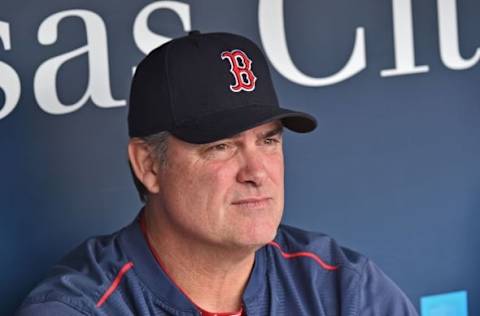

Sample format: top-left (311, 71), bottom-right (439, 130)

top-left (236, 148), bottom-right (267, 187)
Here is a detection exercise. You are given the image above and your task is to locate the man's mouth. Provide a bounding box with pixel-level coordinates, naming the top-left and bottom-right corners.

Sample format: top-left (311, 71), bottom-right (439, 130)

top-left (231, 197), bottom-right (272, 209)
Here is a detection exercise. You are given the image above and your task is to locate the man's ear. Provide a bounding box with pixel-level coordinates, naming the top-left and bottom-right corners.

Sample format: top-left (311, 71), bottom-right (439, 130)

top-left (128, 138), bottom-right (160, 194)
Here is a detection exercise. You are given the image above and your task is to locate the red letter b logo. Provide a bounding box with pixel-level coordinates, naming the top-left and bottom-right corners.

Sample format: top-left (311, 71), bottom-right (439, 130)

top-left (221, 49), bottom-right (257, 92)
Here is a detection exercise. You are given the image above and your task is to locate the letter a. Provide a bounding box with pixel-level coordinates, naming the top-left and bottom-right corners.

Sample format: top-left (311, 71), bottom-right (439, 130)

top-left (34, 10), bottom-right (125, 115)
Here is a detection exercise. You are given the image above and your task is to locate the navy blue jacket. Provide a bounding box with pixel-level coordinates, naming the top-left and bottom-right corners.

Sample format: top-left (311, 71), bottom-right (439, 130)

top-left (17, 216), bottom-right (418, 315)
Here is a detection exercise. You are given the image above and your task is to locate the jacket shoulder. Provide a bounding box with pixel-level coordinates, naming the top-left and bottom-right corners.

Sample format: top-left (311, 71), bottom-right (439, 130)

top-left (269, 225), bottom-right (418, 315)
top-left (17, 228), bottom-right (131, 314)
top-left (16, 301), bottom-right (87, 316)
top-left (272, 224), bottom-right (367, 274)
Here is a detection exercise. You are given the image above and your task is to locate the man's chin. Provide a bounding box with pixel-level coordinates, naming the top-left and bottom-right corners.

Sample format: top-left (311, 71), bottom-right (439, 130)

top-left (231, 225), bottom-right (280, 250)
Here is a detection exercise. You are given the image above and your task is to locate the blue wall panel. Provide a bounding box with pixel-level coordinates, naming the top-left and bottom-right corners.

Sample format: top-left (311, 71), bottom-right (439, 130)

top-left (1, 1), bottom-right (479, 314)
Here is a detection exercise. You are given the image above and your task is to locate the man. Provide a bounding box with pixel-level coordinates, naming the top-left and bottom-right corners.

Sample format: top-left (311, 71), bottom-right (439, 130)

top-left (17, 31), bottom-right (418, 315)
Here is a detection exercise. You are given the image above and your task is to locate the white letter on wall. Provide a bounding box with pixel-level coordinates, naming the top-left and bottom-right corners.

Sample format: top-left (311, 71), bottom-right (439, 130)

top-left (34, 10), bottom-right (125, 115)
top-left (258, 0), bottom-right (366, 87)
top-left (381, 0), bottom-right (429, 76)
top-left (0, 22), bottom-right (21, 120)
top-left (133, 1), bottom-right (191, 55)
top-left (437, 0), bottom-right (480, 70)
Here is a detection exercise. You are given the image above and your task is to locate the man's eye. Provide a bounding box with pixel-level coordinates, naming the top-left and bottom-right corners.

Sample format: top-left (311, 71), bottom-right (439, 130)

top-left (211, 143), bottom-right (228, 151)
top-left (264, 138), bottom-right (280, 145)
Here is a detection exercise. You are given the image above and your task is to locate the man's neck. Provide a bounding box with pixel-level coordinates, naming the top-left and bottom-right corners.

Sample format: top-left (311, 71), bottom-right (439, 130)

top-left (143, 208), bottom-right (255, 313)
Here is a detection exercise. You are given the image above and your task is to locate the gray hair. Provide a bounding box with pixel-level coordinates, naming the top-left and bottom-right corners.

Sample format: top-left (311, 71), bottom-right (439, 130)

top-left (131, 131), bottom-right (171, 203)
top-left (142, 131), bottom-right (170, 167)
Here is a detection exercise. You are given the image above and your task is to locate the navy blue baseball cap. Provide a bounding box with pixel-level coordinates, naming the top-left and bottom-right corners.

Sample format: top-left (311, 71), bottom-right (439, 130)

top-left (128, 31), bottom-right (316, 144)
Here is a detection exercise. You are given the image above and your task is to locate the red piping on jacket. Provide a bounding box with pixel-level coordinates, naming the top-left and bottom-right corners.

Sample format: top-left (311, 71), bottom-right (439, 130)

top-left (96, 261), bottom-right (134, 308)
top-left (268, 241), bottom-right (338, 271)
top-left (139, 212), bottom-right (245, 315)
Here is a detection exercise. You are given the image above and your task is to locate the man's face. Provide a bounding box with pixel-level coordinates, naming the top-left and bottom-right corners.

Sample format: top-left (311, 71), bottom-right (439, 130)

top-left (154, 121), bottom-right (284, 250)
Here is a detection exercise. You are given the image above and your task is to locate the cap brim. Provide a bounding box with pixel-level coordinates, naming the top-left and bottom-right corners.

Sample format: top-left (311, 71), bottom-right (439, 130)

top-left (172, 105), bottom-right (317, 144)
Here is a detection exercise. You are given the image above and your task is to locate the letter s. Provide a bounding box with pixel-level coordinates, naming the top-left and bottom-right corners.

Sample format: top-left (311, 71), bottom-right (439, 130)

top-left (0, 21), bottom-right (21, 120)
top-left (133, 1), bottom-right (191, 55)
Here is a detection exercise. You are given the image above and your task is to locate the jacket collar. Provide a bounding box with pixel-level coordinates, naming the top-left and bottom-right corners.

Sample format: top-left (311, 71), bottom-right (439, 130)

top-left (119, 213), bottom-right (267, 313)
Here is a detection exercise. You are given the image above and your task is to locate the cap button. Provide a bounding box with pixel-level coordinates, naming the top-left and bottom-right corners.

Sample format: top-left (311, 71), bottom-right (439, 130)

top-left (188, 30), bottom-right (200, 36)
